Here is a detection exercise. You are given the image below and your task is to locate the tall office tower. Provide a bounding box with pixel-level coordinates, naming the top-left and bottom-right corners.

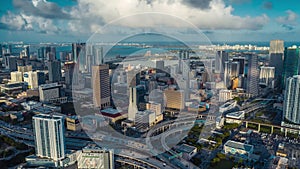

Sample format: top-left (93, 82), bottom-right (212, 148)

top-left (59, 51), bottom-right (68, 61)
top-left (5, 55), bottom-right (18, 71)
top-left (269, 40), bottom-right (284, 54)
top-left (246, 53), bottom-right (259, 96)
top-left (127, 69), bottom-right (140, 87)
top-left (32, 114), bottom-right (66, 161)
top-left (92, 64), bottom-right (111, 109)
top-left (223, 61), bottom-right (231, 88)
top-left (96, 46), bottom-right (104, 65)
top-left (77, 144), bottom-right (114, 169)
top-left (230, 62), bottom-right (240, 78)
top-left (10, 71), bottom-right (23, 82)
top-left (24, 46), bottom-right (30, 61)
top-left (24, 71), bottom-right (45, 89)
top-left (49, 47), bottom-right (56, 61)
top-left (44, 46), bottom-right (56, 61)
top-left (18, 65), bottom-right (32, 74)
top-left (64, 62), bottom-right (75, 88)
top-left (38, 47), bottom-right (45, 60)
top-left (232, 57), bottom-right (245, 75)
top-left (283, 75), bottom-right (300, 124)
top-left (48, 60), bottom-right (62, 83)
top-left (283, 46), bottom-right (300, 87)
top-left (259, 66), bottom-right (275, 87)
top-left (72, 43), bottom-right (85, 63)
top-left (164, 89), bottom-right (185, 110)
top-left (269, 40), bottom-right (284, 88)
top-left (155, 60), bottom-right (165, 72)
top-left (215, 51), bottom-right (228, 73)
top-left (8, 44), bottom-right (12, 54)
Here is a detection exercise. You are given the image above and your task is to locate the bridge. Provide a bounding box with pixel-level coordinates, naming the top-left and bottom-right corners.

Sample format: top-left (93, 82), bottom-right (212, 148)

top-left (224, 117), bottom-right (300, 136)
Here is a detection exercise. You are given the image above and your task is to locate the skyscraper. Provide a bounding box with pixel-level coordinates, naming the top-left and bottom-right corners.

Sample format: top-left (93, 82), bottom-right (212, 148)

top-left (224, 61), bottom-right (231, 88)
top-left (32, 114), bottom-right (66, 161)
top-left (269, 40), bottom-right (284, 54)
top-left (128, 87), bottom-right (139, 122)
top-left (215, 51), bottom-right (228, 73)
top-left (283, 46), bottom-right (300, 87)
top-left (64, 62), bottom-right (75, 88)
top-left (230, 61), bottom-right (240, 78)
top-left (92, 64), bottom-right (111, 109)
top-left (48, 60), bottom-right (62, 83)
top-left (269, 40), bottom-right (284, 88)
top-left (72, 43), bottom-right (85, 63)
top-left (259, 66), bottom-right (275, 87)
top-left (24, 71), bottom-right (45, 89)
top-left (283, 75), bottom-right (300, 124)
top-left (128, 85), bottom-right (145, 121)
top-left (232, 57), bottom-right (245, 75)
top-left (246, 53), bottom-right (259, 96)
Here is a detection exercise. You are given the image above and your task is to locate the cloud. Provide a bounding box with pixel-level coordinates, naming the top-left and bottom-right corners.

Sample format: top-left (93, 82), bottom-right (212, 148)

top-left (262, 1), bottom-right (272, 10)
top-left (1, 0), bottom-right (270, 36)
top-left (182, 0), bottom-right (212, 10)
top-left (0, 11), bottom-right (60, 34)
top-left (13, 0), bottom-right (71, 19)
top-left (0, 11), bottom-right (31, 31)
top-left (67, 0), bottom-right (269, 34)
top-left (276, 10), bottom-right (298, 30)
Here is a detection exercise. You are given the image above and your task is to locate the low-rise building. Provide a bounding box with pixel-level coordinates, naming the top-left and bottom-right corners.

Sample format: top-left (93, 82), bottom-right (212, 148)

top-left (9, 111), bottom-right (24, 121)
top-left (98, 108), bottom-right (127, 123)
top-left (176, 144), bottom-right (197, 160)
top-left (135, 110), bottom-right (156, 132)
top-left (219, 100), bottom-right (237, 113)
top-left (225, 111), bottom-right (245, 124)
top-left (66, 116), bottom-right (81, 131)
top-left (21, 101), bottom-right (42, 111)
top-left (219, 90), bottom-right (232, 102)
top-left (39, 83), bottom-right (62, 102)
top-left (77, 144), bottom-right (114, 169)
top-left (224, 140), bottom-right (254, 159)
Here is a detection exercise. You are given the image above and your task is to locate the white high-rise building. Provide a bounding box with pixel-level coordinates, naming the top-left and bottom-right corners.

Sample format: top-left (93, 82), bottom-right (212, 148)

top-left (283, 75), bottom-right (300, 124)
top-left (32, 114), bottom-right (66, 161)
top-left (128, 86), bottom-right (139, 122)
top-left (259, 66), bottom-right (275, 87)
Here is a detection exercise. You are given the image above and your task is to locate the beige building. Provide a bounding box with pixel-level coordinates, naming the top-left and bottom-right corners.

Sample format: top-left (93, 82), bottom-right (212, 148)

top-left (66, 116), bottom-right (81, 131)
top-left (146, 102), bottom-right (163, 123)
top-left (92, 65), bottom-right (111, 109)
top-left (18, 65), bottom-right (32, 74)
top-left (11, 71), bottom-right (23, 82)
top-left (164, 89), bottom-right (184, 110)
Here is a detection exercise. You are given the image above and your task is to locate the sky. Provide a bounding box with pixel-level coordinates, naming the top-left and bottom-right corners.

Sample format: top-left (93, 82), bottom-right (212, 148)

top-left (0, 0), bottom-right (299, 43)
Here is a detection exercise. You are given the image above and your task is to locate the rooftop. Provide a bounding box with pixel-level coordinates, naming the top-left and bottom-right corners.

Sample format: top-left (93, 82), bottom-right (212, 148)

top-left (226, 111), bottom-right (245, 118)
top-left (39, 83), bottom-right (61, 89)
top-left (224, 140), bottom-right (253, 152)
top-left (177, 144), bottom-right (197, 153)
top-left (33, 113), bottom-right (64, 120)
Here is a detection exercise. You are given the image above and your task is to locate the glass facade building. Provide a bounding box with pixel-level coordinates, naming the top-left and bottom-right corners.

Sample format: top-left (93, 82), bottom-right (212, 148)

top-left (283, 46), bottom-right (300, 87)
